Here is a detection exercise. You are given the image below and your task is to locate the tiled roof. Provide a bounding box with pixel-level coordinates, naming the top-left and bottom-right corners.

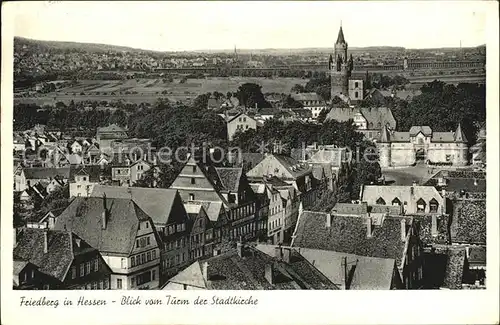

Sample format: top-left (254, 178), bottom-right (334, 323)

top-left (90, 185), bottom-right (184, 226)
top-left (171, 246), bottom-right (338, 290)
top-left (54, 197), bottom-right (149, 255)
top-left (331, 202), bottom-right (368, 215)
top-left (258, 246), bottom-right (397, 290)
top-left (97, 124), bottom-right (127, 133)
top-left (468, 246), bottom-right (486, 266)
top-left (450, 200), bottom-right (486, 244)
top-left (362, 185), bottom-right (443, 208)
top-left (424, 170), bottom-right (486, 193)
top-left (291, 92), bottom-right (322, 102)
top-left (308, 148), bottom-right (346, 167)
top-left (13, 228), bottom-right (93, 282)
top-left (430, 245), bottom-right (467, 289)
top-left (273, 155), bottom-right (312, 179)
top-left (70, 165), bottom-right (101, 182)
top-left (23, 167), bottom-right (71, 180)
top-left (293, 210), bottom-right (411, 267)
top-left (326, 106), bottom-right (397, 130)
top-left (409, 126), bottom-right (433, 136)
top-left (215, 168), bottom-right (243, 192)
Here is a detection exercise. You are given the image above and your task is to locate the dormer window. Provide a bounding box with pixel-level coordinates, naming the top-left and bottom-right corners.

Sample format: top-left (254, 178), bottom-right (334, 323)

top-left (376, 197), bottom-right (386, 205)
top-left (392, 198), bottom-right (402, 206)
top-left (417, 198), bottom-right (426, 212)
top-left (429, 198), bottom-right (439, 213)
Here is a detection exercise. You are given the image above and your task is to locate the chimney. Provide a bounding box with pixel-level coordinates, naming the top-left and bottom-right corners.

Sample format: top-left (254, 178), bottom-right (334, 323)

top-left (237, 242), bottom-right (243, 258)
top-left (75, 238), bottom-right (81, 248)
top-left (264, 264), bottom-right (275, 285)
top-left (43, 229), bottom-right (49, 253)
top-left (400, 219), bottom-right (407, 241)
top-left (102, 193), bottom-right (108, 229)
top-left (431, 215), bottom-right (438, 236)
top-left (325, 213), bottom-right (332, 228)
top-left (202, 262), bottom-right (209, 282)
top-left (366, 216), bottom-right (372, 238)
top-left (282, 247), bottom-right (291, 264)
top-left (274, 245), bottom-right (283, 260)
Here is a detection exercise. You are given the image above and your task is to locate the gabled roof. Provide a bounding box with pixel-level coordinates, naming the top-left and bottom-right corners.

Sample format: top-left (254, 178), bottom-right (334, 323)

top-left (90, 185), bottom-right (185, 226)
top-left (70, 165), bottom-right (101, 182)
top-left (326, 106), bottom-right (397, 130)
top-left (168, 246), bottom-right (338, 290)
top-left (227, 113), bottom-right (256, 124)
top-left (292, 210), bottom-right (411, 268)
top-left (291, 92), bottom-right (322, 102)
top-left (215, 167), bottom-right (243, 193)
top-left (23, 167), bottom-right (71, 180)
top-left (97, 124), bottom-right (127, 133)
top-left (361, 185), bottom-right (443, 205)
top-left (54, 197), bottom-right (149, 255)
top-left (13, 228), bottom-right (95, 282)
top-left (247, 154), bottom-right (312, 180)
top-left (409, 126), bottom-right (433, 137)
top-left (429, 245), bottom-right (467, 289)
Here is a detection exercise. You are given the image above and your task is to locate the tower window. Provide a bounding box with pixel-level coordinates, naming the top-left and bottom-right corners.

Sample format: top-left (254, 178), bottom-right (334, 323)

top-left (355, 82), bottom-right (359, 88)
top-left (355, 91), bottom-right (359, 98)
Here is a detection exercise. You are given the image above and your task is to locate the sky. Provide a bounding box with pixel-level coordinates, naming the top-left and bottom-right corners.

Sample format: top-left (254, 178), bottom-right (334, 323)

top-left (10, 1), bottom-right (488, 51)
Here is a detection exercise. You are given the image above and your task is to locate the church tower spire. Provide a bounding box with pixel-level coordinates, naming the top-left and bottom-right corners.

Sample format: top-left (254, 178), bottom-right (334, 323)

top-left (330, 23), bottom-right (352, 102)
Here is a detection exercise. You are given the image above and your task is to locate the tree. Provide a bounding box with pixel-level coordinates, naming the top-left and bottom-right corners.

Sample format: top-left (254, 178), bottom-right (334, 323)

top-left (284, 95), bottom-right (303, 108)
top-left (235, 83), bottom-right (272, 108)
top-left (316, 108), bottom-right (330, 123)
top-left (291, 84), bottom-right (306, 93)
top-left (193, 93), bottom-right (211, 110)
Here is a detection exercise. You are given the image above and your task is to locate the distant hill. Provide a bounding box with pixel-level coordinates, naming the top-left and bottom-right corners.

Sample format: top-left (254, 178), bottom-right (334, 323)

top-left (14, 37), bottom-right (485, 55)
top-left (14, 37), bottom-right (162, 54)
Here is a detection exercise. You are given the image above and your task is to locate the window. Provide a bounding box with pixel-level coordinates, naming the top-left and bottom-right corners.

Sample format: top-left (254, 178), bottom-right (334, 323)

top-left (192, 166), bottom-right (197, 172)
top-left (86, 262), bottom-right (91, 274)
top-left (376, 197), bottom-right (386, 205)
top-left (121, 258), bottom-right (126, 269)
top-left (176, 255), bottom-right (180, 264)
top-left (152, 270), bottom-right (156, 281)
top-left (43, 284), bottom-right (50, 290)
top-left (94, 259), bottom-right (99, 272)
top-left (417, 198), bottom-right (426, 212)
top-left (392, 198), bottom-right (402, 206)
top-left (131, 256), bottom-right (136, 267)
top-left (80, 263), bottom-right (85, 277)
top-left (131, 277), bottom-right (135, 287)
top-left (117, 279), bottom-right (122, 289)
top-left (99, 280), bottom-right (103, 289)
top-left (355, 91), bottom-right (359, 98)
top-left (136, 239), bottom-right (139, 248)
top-left (152, 250), bottom-right (156, 260)
top-left (243, 117), bottom-right (246, 122)
top-left (429, 198), bottom-right (439, 213)
top-left (147, 236), bottom-right (150, 245)
top-left (92, 282), bottom-right (98, 290)
top-left (103, 279), bottom-right (108, 289)
top-left (189, 193), bottom-right (195, 201)
top-left (355, 82), bottom-right (359, 88)
top-left (191, 178), bottom-right (196, 184)
top-left (71, 267), bottom-right (76, 279)
top-left (136, 271), bottom-right (152, 286)
top-left (147, 251), bottom-right (151, 262)
top-left (141, 253), bottom-right (145, 264)
top-left (146, 222), bottom-right (149, 228)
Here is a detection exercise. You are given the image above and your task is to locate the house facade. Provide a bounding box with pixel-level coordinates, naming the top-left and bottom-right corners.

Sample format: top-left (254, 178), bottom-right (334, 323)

top-left (55, 196), bottom-right (161, 289)
top-left (14, 228), bottom-right (111, 290)
top-left (378, 125), bottom-right (469, 167)
top-left (226, 113), bottom-right (257, 141)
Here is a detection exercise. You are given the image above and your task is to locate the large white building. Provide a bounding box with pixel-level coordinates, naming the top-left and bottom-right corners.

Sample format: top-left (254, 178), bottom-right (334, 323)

top-left (377, 124), bottom-right (469, 167)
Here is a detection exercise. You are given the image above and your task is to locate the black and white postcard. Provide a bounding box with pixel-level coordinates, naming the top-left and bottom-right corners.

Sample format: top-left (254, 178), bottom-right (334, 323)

top-left (1, 1), bottom-right (499, 324)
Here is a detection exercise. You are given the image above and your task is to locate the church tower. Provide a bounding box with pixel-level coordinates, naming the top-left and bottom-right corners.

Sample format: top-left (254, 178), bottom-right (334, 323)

top-left (329, 24), bottom-right (353, 101)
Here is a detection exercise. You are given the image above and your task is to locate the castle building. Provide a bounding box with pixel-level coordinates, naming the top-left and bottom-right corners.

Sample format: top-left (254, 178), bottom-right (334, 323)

top-left (329, 25), bottom-right (364, 103)
top-left (377, 124), bottom-right (469, 167)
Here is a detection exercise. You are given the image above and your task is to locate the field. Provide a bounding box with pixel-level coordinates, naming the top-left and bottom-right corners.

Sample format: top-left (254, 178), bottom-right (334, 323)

top-left (15, 77), bottom-right (308, 105)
